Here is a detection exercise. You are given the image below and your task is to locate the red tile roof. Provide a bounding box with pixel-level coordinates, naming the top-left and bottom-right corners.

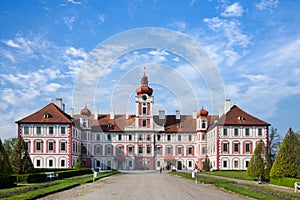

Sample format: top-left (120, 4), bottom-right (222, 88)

top-left (16, 103), bottom-right (74, 124)
top-left (210, 105), bottom-right (270, 129)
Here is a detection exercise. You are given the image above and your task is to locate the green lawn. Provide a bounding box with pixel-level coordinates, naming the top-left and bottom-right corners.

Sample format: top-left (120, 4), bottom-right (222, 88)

top-left (201, 170), bottom-right (255, 181)
top-left (1, 171), bottom-right (118, 200)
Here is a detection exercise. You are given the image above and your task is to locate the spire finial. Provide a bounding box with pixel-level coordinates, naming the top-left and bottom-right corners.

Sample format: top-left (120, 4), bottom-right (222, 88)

top-left (144, 66), bottom-right (146, 75)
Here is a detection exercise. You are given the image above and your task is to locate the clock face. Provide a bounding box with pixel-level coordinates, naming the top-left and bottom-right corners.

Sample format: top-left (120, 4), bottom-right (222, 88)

top-left (142, 95), bottom-right (147, 101)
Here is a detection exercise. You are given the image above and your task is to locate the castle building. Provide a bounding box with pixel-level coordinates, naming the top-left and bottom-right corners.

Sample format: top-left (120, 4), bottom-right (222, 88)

top-left (16, 72), bottom-right (270, 170)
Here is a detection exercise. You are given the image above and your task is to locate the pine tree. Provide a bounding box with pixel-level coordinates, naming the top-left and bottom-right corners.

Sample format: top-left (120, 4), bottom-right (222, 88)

top-left (264, 146), bottom-right (272, 181)
top-left (74, 153), bottom-right (85, 169)
top-left (270, 128), bottom-right (300, 178)
top-left (22, 150), bottom-right (34, 174)
top-left (10, 136), bottom-right (26, 174)
top-left (0, 139), bottom-right (12, 176)
top-left (247, 140), bottom-right (265, 180)
top-left (203, 155), bottom-right (211, 171)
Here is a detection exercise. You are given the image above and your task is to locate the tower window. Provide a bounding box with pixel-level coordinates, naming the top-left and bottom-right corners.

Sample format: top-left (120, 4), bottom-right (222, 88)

top-left (142, 119), bottom-right (147, 127)
top-left (143, 107), bottom-right (147, 114)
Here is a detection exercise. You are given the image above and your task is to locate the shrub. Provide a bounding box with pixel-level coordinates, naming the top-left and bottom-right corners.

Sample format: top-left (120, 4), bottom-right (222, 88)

top-left (0, 176), bottom-right (16, 188)
top-left (270, 177), bottom-right (300, 188)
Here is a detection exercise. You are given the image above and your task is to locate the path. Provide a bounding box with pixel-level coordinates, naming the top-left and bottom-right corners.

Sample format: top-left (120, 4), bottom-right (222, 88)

top-left (40, 171), bottom-right (250, 200)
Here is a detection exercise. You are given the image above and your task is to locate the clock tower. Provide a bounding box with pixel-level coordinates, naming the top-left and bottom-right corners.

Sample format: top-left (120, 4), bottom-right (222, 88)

top-left (135, 71), bottom-right (154, 129)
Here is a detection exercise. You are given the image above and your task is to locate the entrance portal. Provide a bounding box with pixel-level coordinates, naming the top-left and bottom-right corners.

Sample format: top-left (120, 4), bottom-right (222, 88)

top-left (177, 161), bottom-right (182, 170)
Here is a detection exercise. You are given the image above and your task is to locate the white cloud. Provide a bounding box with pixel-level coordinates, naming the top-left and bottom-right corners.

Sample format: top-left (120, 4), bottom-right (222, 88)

top-left (221, 2), bottom-right (244, 17)
top-left (65, 47), bottom-right (87, 59)
top-left (98, 14), bottom-right (106, 24)
top-left (66, 0), bottom-right (81, 5)
top-left (256, 0), bottom-right (278, 11)
top-left (2, 39), bottom-right (21, 48)
top-left (168, 21), bottom-right (187, 31)
top-left (63, 16), bottom-right (77, 30)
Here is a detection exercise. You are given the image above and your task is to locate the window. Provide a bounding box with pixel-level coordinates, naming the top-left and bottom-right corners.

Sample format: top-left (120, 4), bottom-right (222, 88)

top-left (167, 135), bottom-right (171, 141)
top-left (96, 160), bottom-right (101, 167)
top-left (128, 134), bottom-right (132, 141)
top-left (96, 146), bottom-right (101, 155)
top-left (167, 146), bottom-right (172, 155)
top-left (201, 146), bottom-right (206, 155)
top-left (60, 142), bottom-right (66, 151)
top-left (143, 107), bottom-right (147, 114)
top-left (106, 146), bottom-right (112, 155)
top-left (223, 160), bottom-right (227, 168)
top-left (222, 143), bottom-right (228, 152)
top-left (24, 126), bottom-right (29, 135)
top-left (157, 161), bottom-right (161, 167)
top-left (147, 146), bottom-right (151, 154)
top-left (201, 134), bottom-right (206, 141)
top-left (61, 127), bottom-right (66, 135)
top-left (234, 143), bottom-right (239, 153)
top-left (48, 142), bottom-right (54, 151)
top-left (188, 161), bottom-right (192, 168)
top-left (96, 134), bottom-right (101, 141)
top-left (245, 161), bottom-right (249, 168)
top-left (128, 160), bottom-right (133, 168)
top-left (49, 159), bottom-right (53, 167)
top-left (24, 141), bottom-right (29, 151)
top-left (234, 160), bottom-right (239, 168)
top-left (177, 135), bottom-right (182, 141)
top-left (234, 128), bottom-right (239, 136)
top-left (245, 143), bottom-right (250, 153)
top-left (36, 126), bottom-right (41, 135)
top-left (82, 133), bottom-right (87, 140)
top-left (223, 128), bottom-right (228, 136)
top-left (178, 146), bottom-right (182, 155)
top-left (156, 135), bottom-right (161, 141)
top-left (147, 135), bottom-right (151, 141)
top-left (139, 145), bottom-right (143, 154)
top-left (188, 146), bottom-right (193, 155)
top-left (188, 135), bottom-right (193, 141)
top-left (61, 160), bottom-right (65, 167)
top-left (117, 146), bottom-right (122, 155)
top-left (157, 146), bottom-right (162, 154)
top-left (245, 128), bottom-right (250, 136)
top-left (258, 128), bottom-right (262, 136)
top-left (128, 146), bottom-right (133, 155)
top-left (36, 141), bottom-right (41, 151)
top-left (36, 159), bottom-right (41, 167)
top-left (107, 134), bottom-right (111, 141)
top-left (142, 119), bottom-right (147, 127)
top-left (118, 134), bottom-right (122, 141)
top-left (48, 127), bottom-right (54, 135)
top-left (139, 134), bottom-right (143, 140)
top-left (201, 120), bottom-right (206, 129)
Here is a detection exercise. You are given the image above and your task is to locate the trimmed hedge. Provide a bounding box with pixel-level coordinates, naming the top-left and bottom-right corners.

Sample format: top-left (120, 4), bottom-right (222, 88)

top-left (56, 169), bottom-right (92, 179)
top-left (270, 177), bottom-right (300, 188)
top-left (0, 176), bottom-right (16, 188)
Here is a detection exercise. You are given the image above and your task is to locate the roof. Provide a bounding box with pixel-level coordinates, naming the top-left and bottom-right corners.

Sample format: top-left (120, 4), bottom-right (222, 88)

top-left (16, 103), bottom-right (74, 124)
top-left (208, 105), bottom-right (270, 130)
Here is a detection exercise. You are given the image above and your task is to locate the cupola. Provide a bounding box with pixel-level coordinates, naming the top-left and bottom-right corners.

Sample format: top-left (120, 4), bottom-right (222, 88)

top-left (136, 71), bottom-right (153, 96)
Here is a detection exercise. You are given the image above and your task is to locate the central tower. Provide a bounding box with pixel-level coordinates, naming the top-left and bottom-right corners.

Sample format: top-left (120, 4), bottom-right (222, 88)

top-left (135, 70), bottom-right (154, 129)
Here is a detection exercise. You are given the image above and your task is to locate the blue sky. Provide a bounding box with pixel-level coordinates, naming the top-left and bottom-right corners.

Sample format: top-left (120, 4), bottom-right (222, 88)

top-left (1, 0), bottom-right (300, 139)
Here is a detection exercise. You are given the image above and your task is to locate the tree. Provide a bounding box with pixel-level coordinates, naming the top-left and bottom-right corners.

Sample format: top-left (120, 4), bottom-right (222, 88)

top-left (74, 153), bottom-right (85, 169)
top-left (270, 128), bottom-right (300, 178)
top-left (0, 139), bottom-right (12, 176)
top-left (10, 136), bottom-right (26, 174)
top-left (268, 127), bottom-right (281, 163)
top-left (203, 155), bottom-right (211, 171)
top-left (3, 137), bottom-right (17, 158)
top-left (247, 140), bottom-right (266, 181)
top-left (22, 151), bottom-right (34, 174)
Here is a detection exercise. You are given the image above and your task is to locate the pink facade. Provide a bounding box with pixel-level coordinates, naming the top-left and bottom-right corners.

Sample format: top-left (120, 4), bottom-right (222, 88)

top-left (17, 74), bottom-right (270, 170)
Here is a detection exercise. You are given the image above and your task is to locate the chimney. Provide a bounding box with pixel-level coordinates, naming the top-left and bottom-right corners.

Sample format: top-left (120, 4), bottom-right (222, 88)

top-left (70, 108), bottom-right (74, 117)
top-left (55, 98), bottom-right (65, 112)
top-left (159, 110), bottom-right (165, 119)
top-left (94, 108), bottom-right (98, 120)
top-left (110, 109), bottom-right (115, 120)
top-left (176, 110), bottom-right (180, 120)
top-left (192, 111), bottom-right (197, 119)
top-left (224, 99), bottom-right (231, 114)
top-left (126, 111), bottom-right (129, 120)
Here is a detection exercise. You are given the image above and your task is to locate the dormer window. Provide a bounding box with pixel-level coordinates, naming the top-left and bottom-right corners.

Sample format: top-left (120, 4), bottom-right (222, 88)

top-left (108, 123), bottom-right (113, 128)
top-left (44, 113), bottom-right (51, 118)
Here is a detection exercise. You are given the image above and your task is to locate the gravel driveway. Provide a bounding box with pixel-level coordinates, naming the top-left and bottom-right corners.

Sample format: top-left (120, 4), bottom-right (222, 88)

top-left (40, 171), bottom-right (249, 200)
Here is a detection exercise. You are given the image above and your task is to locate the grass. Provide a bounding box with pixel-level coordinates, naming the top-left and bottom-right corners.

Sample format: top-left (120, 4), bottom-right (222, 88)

top-left (201, 170), bottom-right (255, 181)
top-left (171, 171), bottom-right (299, 200)
top-left (1, 171), bottom-right (118, 200)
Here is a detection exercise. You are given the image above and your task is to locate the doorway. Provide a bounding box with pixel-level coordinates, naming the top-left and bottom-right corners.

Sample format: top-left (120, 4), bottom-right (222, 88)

top-left (177, 161), bottom-right (182, 170)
